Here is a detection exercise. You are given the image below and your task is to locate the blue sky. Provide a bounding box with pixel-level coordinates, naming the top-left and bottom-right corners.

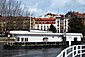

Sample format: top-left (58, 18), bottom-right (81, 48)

top-left (20, 0), bottom-right (85, 17)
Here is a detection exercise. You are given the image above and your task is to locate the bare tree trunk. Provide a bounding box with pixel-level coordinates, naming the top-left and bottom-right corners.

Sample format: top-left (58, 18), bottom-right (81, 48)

top-left (0, 0), bottom-right (33, 31)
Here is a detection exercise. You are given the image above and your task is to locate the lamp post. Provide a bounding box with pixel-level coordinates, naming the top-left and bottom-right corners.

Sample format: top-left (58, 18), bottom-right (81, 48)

top-left (63, 29), bottom-right (66, 45)
top-left (63, 19), bottom-right (66, 45)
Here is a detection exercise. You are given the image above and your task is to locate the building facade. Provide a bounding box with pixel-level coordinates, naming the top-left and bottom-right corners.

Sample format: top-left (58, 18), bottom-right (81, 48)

top-left (0, 16), bottom-right (32, 31)
top-left (33, 13), bottom-right (69, 33)
top-left (65, 11), bottom-right (85, 25)
top-left (65, 11), bottom-right (85, 33)
top-left (0, 13), bottom-right (69, 33)
top-left (9, 30), bottom-right (83, 46)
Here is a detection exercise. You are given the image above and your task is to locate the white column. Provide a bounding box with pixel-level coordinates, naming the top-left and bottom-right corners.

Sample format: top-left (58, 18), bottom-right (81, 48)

top-left (39, 24), bottom-right (41, 30)
top-left (69, 41), bottom-right (71, 46)
top-left (80, 46), bottom-right (82, 57)
top-left (46, 24), bottom-right (47, 30)
top-left (42, 24), bottom-right (44, 30)
top-left (72, 46), bottom-right (74, 57)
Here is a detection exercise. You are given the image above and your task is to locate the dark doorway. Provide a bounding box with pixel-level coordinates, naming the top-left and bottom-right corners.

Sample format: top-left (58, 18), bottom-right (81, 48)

top-left (72, 37), bottom-right (77, 45)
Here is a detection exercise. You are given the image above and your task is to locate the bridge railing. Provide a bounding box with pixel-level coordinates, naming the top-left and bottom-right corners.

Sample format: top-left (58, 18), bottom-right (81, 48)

top-left (57, 45), bottom-right (85, 57)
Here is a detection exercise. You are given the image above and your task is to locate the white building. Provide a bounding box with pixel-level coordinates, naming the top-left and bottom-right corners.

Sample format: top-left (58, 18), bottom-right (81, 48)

top-left (32, 13), bottom-right (69, 33)
top-left (9, 30), bottom-right (83, 46)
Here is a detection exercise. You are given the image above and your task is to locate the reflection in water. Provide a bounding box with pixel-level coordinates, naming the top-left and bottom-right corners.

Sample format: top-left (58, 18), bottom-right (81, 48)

top-left (0, 44), bottom-right (63, 57)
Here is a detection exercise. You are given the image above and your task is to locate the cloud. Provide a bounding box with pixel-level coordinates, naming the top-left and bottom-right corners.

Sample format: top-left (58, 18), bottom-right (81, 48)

top-left (20, 0), bottom-right (85, 17)
top-left (48, 0), bottom-right (72, 14)
top-left (28, 5), bottom-right (43, 17)
top-left (50, 0), bottom-right (71, 8)
top-left (28, 7), bottom-right (42, 13)
top-left (48, 0), bottom-right (85, 14)
top-left (76, 0), bottom-right (85, 5)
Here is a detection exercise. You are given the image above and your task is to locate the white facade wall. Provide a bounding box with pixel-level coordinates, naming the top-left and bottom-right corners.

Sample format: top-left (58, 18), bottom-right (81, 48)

top-left (35, 24), bottom-right (52, 30)
top-left (66, 36), bottom-right (81, 41)
top-left (55, 19), bottom-right (60, 32)
top-left (34, 18), bottom-right (69, 33)
top-left (64, 18), bottom-right (69, 32)
top-left (15, 35), bottom-right (63, 42)
top-left (14, 33), bottom-right (82, 43)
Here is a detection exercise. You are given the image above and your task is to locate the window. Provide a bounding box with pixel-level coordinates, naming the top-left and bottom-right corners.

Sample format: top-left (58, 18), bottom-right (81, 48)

top-left (47, 25), bottom-right (49, 28)
top-left (58, 28), bottom-right (59, 33)
top-left (60, 20), bottom-right (64, 23)
top-left (57, 20), bottom-right (59, 23)
top-left (52, 36), bottom-right (54, 38)
top-left (41, 25), bottom-right (42, 30)
top-left (21, 38), bottom-right (24, 42)
top-left (25, 38), bottom-right (28, 42)
top-left (60, 27), bottom-right (63, 29)
top-left (57, 20), bottom-right (59, 26)
top-left (43, 37), bottom-right (48, 42)
top-left (74, 37), bottom-right (77, 41)
top-left (17, 37), bottom-right (19, 41)
top-left (60, 30), bottom-right (63, 33)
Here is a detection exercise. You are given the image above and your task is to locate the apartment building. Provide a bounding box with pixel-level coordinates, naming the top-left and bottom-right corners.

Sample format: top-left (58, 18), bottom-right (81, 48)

top-left (0, 16), bottom-right (32, 31)
top-left (65, 11), bottom-right (85, 25)
top-left (0, 13), bottom-right (69, 33)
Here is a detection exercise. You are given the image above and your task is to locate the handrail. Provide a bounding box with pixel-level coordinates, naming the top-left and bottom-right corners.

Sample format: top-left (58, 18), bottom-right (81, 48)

top-left (57, 45), bottom-right (85, 57)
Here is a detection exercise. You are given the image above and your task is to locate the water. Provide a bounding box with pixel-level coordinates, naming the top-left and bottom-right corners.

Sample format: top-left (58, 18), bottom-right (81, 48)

top-left (0, 44), bottom-right (63, 57)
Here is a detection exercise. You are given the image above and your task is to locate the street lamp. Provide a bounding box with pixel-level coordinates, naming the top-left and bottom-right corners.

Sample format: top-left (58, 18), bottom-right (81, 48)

top-left (63, 19), bottom-right (66, 45)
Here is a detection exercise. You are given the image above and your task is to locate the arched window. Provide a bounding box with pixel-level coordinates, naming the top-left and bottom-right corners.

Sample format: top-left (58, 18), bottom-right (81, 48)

top-left (21, 38), bottom-right (24, 42)
top-left (43, 37), bottom-right (48, 42)
top-left (17, 37), bottom-right (19, 41)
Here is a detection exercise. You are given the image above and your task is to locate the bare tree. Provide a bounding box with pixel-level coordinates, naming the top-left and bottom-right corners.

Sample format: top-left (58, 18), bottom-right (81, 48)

top-left (0, 0), bottom-right (30, 17)
top-left (0, 0), bottom-right (7, 16)
top-left (0, 0), bottom-right (33, 31)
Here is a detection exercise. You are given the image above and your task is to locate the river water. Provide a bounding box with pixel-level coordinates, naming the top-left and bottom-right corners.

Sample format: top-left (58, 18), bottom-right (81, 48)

top-left (0, 44), bottom-right (63, 57)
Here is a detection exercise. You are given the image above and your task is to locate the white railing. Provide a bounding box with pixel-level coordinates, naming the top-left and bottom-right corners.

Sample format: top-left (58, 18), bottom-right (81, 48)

top-left (57, 45), bottom-right (85, 57)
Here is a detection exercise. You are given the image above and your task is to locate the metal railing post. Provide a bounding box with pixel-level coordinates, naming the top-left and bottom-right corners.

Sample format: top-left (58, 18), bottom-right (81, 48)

top-left (80, 46), bottom-right (82, 57)
top-left (76, 45), bottom-right (78, 56)
top-left (65, 50), bottom-right (67, 57)
top-left (72, 46), bottom-right (74, 57)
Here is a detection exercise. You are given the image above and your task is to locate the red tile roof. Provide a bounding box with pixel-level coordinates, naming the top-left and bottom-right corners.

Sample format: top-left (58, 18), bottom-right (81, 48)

top-left (69, 11), bottom-right (85, 18)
